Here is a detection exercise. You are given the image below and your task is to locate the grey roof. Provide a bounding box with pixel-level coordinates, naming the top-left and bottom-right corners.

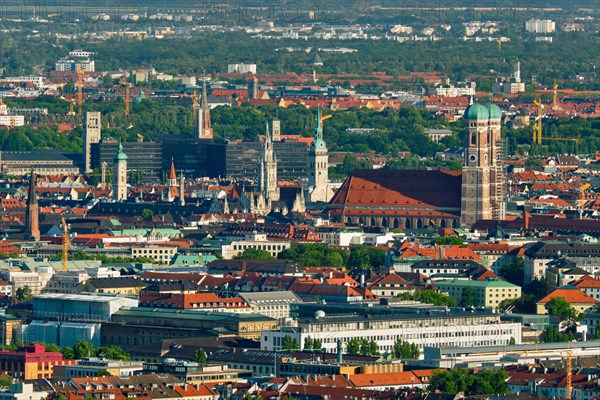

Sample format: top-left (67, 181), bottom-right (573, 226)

top-left (87, 277), bottom-right (149, 289)
top-left (1, 151), bottom-right (79, 162)
top-left (239, 291), bottom-right (301, 304)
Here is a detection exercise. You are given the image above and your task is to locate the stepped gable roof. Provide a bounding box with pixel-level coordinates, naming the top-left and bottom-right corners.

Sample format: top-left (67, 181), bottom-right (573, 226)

top-left (329, 169), bottom-right (462, 210)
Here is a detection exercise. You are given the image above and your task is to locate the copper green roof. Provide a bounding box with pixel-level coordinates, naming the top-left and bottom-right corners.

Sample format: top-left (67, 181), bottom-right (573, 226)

top-left (485, 103), bottom-right (502, 119)
top-left (464, 103), bottom-right (489, 121)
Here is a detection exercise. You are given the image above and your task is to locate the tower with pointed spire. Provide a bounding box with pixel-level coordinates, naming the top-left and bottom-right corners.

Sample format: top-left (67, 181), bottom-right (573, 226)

top-left (113, 143), bottom-right (128, 201)
top-left (308, 108), bottom-right (333, 203)
top-left (25, 171), bottom-right (40, 240)
top-left (197, 72), bottom-right (213, 139)
top-left (257, 122), bottom-right (279, 205)
top-left (168, 158), bottom-right (178, 202)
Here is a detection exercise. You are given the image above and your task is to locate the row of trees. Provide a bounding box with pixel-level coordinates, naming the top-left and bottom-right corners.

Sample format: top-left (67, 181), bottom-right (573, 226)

top-left (4, 340), bottom-right (129, 361)
top-left (235, 243), bottom-right (387, 270)
top-left (428, 369), bottom-right (509, 395)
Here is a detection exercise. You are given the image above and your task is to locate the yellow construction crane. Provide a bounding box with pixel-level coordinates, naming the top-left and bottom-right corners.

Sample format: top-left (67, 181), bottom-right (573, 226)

top-left (77, 70), bottom-right (83, 117)
top-left (532, 99), bottom-right (543, 146)
top-left (61, 216), bottom-right (69, 272)
top-left (542, 136), bottom-right (581, 154)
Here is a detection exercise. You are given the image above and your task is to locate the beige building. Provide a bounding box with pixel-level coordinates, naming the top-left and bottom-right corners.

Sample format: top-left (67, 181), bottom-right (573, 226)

top-left (131, 245), bottom-right (177, 263)
top-left (436, 278), bottom-right (521, 308)
top-left (221, 233), bottom-right (291, 259)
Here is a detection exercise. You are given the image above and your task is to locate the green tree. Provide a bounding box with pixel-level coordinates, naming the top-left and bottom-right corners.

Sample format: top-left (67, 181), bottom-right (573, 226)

top-left (234, 248), bottom-right (275, 260)
top-left (193, 348), bottom-right (207, 364)
top-left (96, 346), bottom-right (130, 361)
top-left (0, 376), bottom-right (13, 387)
top-left (434, 236), bottom-right (464, 245)
top-left (278, 243), bottom-right (348, 267)
top-left (73, 340), bottom-right (94, 359)
top-left (498, 294), bottom-right (536, 314)
top-left (545, 297), bottom-right (576, 320)
top-left (282, 335), bottom-right (294, 350)
top-left (313, 338), bottom-right (322, 350)
top-left (428, 369), bottom-right (509, 395)
top-left (544, 326), bottom-right (574, 343)
top-left (595, 323), bottom-right (600, 339)
top-left (303, 336), bottom-right (313, 350)
top-left (398, 289), bottom-right (456, 307)
top-left (509, 337), bottom-right (516, 345)
top-left (459, 287), bottom-right (475, 307)
top-left (97, 370), bottom-right (113, 377)
top-left (346, 338), bottom-right (361, 355)
top-left (61, 347), bottom-right (75, 359)
top-left (347, 246), bottom-right (385, 270)
top-left (140, 208), bottom-right (154, 221)
top-left (14, 286), bottom-right (32, 302)
top-left (500, 257), bottom-right (524, 286)
top-left (393, 339), bottom-right (420, 359)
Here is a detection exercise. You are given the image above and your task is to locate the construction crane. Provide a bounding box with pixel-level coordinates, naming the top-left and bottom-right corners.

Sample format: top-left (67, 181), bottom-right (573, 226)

top-left (124, 84), bottom-right (132, 116)
top-left (182, 90), bottom-right (199, 125)
top-left (566, 342), bottom-right (573, 400)
top-left (541, 136), bottom-right (581, 154)
top-left (77, 70), bottom-right (83, 117)
top-left (579, 182), bottom-right (592, 212)
top-left (61, 216), bottom-right (69, 272)
top-left (532, 99), bottom-right (543, 146)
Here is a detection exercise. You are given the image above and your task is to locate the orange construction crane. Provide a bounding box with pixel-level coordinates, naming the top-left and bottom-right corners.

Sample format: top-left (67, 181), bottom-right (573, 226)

top-left (62, 216), bottom-right (69, 272)
top-left (124, 84), bottom-right (132, 116)
top-left (77, 70), bottom-right (83, 116)
top-left (566, 342), bottom-right (573, 400)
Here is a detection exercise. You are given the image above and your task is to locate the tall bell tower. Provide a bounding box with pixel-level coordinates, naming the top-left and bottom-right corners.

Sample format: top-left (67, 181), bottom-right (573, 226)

top-left (460, 103), bottom-right (505, 228)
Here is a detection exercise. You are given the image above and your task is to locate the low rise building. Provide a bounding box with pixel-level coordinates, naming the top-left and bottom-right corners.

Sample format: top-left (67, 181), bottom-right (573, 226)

top-left (54, 358), bottom-right (144, 380)
top-left (536, 287), bottom-right (598, 314)
top-left (435, 278), bottom-right (522, 308)
top-left (0, 343), bottom-right (75, 379)
top-left (261, 310), bottom-right (521, 354)
top-left (239, 291), bottom-right (302, 319)
top-left (221, 233), bottom-right (291, 259)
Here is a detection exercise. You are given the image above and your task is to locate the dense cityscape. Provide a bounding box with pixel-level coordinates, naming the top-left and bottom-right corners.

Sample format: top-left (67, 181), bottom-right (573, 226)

top-left (0, 1), bottom-right (598, 399)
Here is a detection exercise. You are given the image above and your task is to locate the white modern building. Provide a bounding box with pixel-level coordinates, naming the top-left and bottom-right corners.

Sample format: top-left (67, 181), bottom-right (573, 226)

top-left (525, 19), bottom-right (555, 33)
top-left (227, 63), bottom-right (257, 74)
top-left (239, 291), bottom-right (302, 319)
top-left (261, 311), bottom-right (521, 354)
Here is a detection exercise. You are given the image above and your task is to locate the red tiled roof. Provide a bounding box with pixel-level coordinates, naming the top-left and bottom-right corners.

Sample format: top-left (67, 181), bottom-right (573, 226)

top-left (538, 288), bottom-right (599, 304)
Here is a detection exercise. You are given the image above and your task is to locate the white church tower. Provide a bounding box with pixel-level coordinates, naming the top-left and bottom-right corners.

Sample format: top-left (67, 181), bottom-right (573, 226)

top-left (113, 142), bottom-right (128, 201)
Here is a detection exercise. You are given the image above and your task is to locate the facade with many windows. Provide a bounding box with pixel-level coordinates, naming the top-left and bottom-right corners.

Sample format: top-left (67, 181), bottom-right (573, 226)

top-left (261, 311), bottom-right (521, 353)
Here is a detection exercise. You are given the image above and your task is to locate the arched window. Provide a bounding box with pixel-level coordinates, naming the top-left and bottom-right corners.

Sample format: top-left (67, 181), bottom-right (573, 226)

top-left (393, 218), bottom-right (399, 229)
top-left (440, 219), bottom-right (446, 228)
top-left (471, 133), bottom-right (477, 145)
top-left (382, 218), bottom-right (389, 228)
top-left (405, 219), bottom-right (412, 229)
top-left (359, 217), bottom-right (365, 226)
top-left (370, 217), bottom-right (376, 226)
top-left (417, 219), bottom-right (423, 229)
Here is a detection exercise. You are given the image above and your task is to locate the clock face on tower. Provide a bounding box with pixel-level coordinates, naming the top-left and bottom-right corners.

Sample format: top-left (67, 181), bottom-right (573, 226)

top-left (469, 154), bottom-right (477, 163)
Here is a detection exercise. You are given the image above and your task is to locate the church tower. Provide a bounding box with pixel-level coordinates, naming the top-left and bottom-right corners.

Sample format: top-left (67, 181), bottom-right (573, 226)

top-left (113, 143), bottom-right (128, 201)
top-left (257, 122), bottom-right (279, 204)
top-left (198, 72), bottom-right (213, 139)
top-left (25, 171), bottom-right (40, 241)
top-left (168, 159), bottom-right (178, 202)
top-left (460, 103), bottom-right (505, 228)
top-left (308, 108), bottom-right (333, 203)
top-left (83, 111), bottom-right (101, 173)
